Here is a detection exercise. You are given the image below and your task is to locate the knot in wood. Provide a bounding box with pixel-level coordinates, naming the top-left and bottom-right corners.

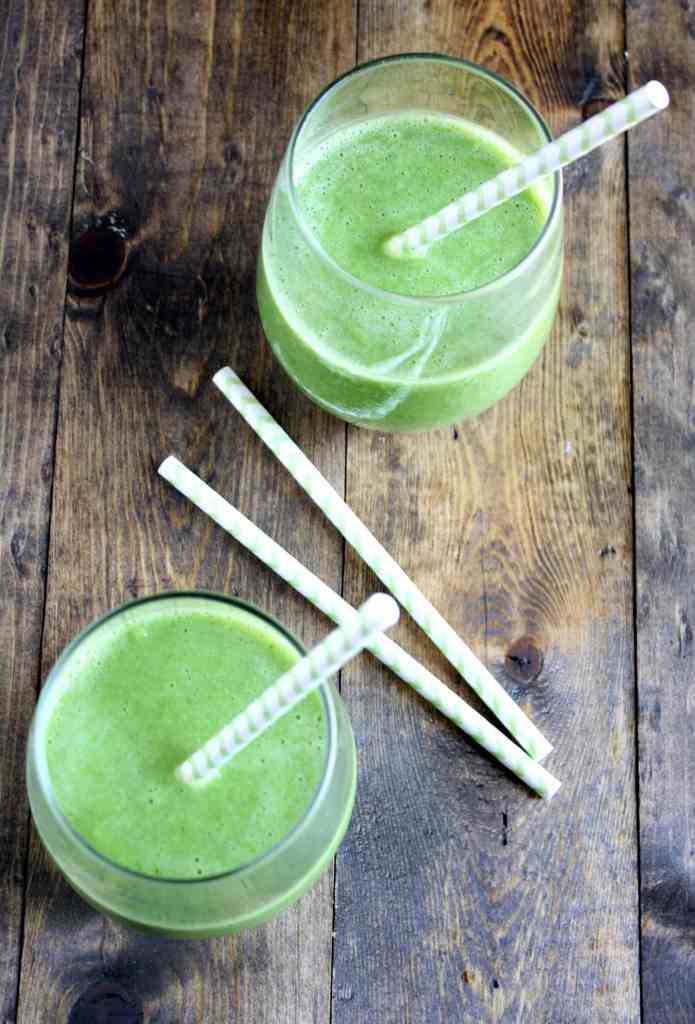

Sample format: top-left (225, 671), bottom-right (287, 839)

top-left (504, 636), bottom-right (543, 684)
top-left (68, 220), bottom-right (129, 295)
top-left (68, 981), bottom-right (143, 1024)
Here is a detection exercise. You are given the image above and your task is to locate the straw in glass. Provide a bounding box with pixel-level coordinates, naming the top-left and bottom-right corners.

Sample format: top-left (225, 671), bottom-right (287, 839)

top-left (176, 593), bottom-right (399, 785)
top-left (159, 457), bottom-right (561, 799)
top-left (212, 368), bottom-right (552, 762)
top-left (384, 81), bottom-right (669, 258)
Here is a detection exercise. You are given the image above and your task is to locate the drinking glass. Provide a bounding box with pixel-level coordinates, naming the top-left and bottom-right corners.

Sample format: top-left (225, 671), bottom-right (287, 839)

top-left (257, 53), bottom-right (563, 431)
top-left (26, 592), bottom-right (357, 937)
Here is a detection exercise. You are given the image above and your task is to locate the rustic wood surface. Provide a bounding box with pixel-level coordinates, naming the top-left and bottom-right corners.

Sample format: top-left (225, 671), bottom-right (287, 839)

top-left (0, 3), bottom-right (85, 1022)
top-left (337, 2), bottom-right (640, 1022)
top-left (0, 0), bottom-right (690, 1021)
top-left (627, 2), bottom-right (695, 1021)
top-left (14, 2), bottom-right (353, 1023)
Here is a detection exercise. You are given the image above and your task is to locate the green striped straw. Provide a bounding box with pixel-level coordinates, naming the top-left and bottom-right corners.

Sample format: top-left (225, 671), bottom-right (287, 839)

top-left (213, 368), bottom-right (552, 762)
top-left (159, 457), bottom-right (561, 799)
top-left (384, 80), bottom-right (669, 258)
top-left (176, 593), bottom-right (399, 785)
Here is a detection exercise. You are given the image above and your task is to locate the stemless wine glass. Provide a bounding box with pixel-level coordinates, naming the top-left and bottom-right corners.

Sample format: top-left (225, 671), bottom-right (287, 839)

top-left (27, 592), bottom-right (357, 938)
top-left (257, 53), bottom-right (563, 431)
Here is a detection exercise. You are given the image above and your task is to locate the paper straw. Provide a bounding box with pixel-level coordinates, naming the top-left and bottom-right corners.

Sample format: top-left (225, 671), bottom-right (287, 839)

top-left (213, 368), bottom-right (552, 763)
top-left (175, 593), bottom-right (399, 784)
top-left (159, 457), bottom-right (561, 799)
top-left (384, 80), bottom-right (669, 257)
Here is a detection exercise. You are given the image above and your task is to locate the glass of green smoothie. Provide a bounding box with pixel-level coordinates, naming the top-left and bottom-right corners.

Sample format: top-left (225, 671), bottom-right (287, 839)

top-left (26, 592), bottom-right (357, 937)
top-left (257, 53), bottom-right (563, 431)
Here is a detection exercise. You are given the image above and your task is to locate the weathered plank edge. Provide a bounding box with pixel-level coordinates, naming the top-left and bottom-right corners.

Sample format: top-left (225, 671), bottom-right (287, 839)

top-left (0, 2), bottom-right (87, 1021)
top-left (626, 1), bottom-right (695, 1020)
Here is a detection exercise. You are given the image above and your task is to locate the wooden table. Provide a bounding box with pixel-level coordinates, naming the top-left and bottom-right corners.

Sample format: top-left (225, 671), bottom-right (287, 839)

top-left (1, 1), bottom-right (692, 1021)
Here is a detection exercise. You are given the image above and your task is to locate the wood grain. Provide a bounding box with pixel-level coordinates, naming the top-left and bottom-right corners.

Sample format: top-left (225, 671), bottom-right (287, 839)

top-left (627, 2), bottom-right (695, 1019)
top-left (0, 2), bottom-right (84, 1021)
top-left (5, 1), bottom-right (692, 1020)
top-left (334, 2), bottom-right (640, 1022)
top-left (15, 1), bottom-right (354, 1022)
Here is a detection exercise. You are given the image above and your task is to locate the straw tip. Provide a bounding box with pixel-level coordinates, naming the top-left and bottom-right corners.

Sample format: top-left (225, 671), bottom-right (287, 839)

top-left (534, 739), bottom-right (554, 763)
top-left (383, 236), bottom-right (428, 261)
top-left (645, 80), bottom-right (669, 111)
top-left (158, 455), bottom-right (179, 479)
top-left (543, 777), bottom-right (562, 801)
top-left (176, 761), bottom-right (195, 784)
top-left (363, 593), bottom-right (400, 630)
top-left (212, 366), bottom-right (234, 387)
top-left (383, 236), bottom-right (405, 259)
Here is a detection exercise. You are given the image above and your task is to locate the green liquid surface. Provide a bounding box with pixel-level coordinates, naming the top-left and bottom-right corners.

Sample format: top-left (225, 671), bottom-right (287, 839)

top-left (259, 111), bottom-right (561, 429)
top-left (46, 597), bottom-right (326, 880)
top-left (298, 113), bottom-right (546, 297)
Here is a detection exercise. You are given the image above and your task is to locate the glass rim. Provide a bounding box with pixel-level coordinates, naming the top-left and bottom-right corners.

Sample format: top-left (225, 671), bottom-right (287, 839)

top-left (29, 589), bottom-right (339, 887)
top-left (285, 51), bottom-right (563, 306)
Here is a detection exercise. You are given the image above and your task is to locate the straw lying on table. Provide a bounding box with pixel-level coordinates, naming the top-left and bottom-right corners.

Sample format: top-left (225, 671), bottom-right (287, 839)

top-left (384, 80), bottom-right (669, 257)
top-left (176, 593), bottom-right (399, 785)
top-left (159, 457), bottom-right (561, 800)
top-left (213, 367), bottom-right (552, 763)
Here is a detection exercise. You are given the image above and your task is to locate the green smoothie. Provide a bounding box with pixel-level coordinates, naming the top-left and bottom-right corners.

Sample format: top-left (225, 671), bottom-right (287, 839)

top-left (28, 594), bottom-right (357, 936)
top-left (259, 105), bottom-right (563, 430)
top-left (293, 114), bottom-right (546, 297)
top-left (46, 597), bottom-right (325, 878)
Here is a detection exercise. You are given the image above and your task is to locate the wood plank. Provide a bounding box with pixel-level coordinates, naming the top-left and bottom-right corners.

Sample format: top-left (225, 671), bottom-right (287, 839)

top-left (16, 1), bottom-right (354, 1022)
top-left (0, 2), bottom-right (84, 1021)
top-left (334, 3), bottom-right (640, 1022)
top-left (626, 4), bottom-right (695, 1020)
